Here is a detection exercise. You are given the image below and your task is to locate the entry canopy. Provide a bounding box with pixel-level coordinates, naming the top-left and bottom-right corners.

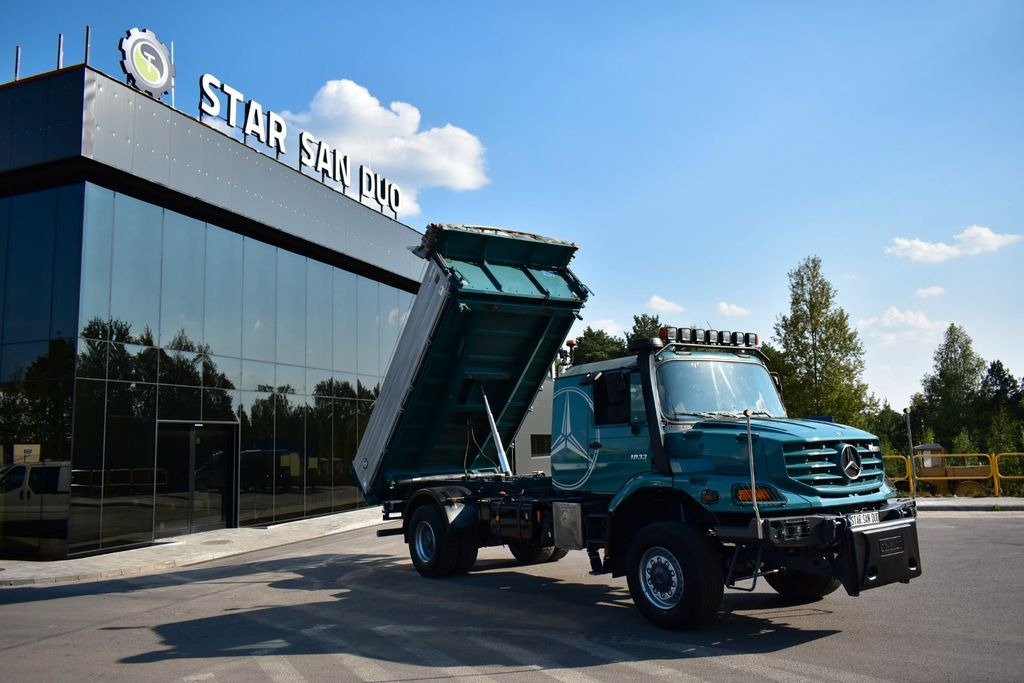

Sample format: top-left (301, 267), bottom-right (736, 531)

top-left (355, 224), bottom-right (590, 503)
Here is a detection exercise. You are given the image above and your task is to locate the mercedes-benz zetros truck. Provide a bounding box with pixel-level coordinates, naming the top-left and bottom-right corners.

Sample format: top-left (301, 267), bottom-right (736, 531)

top-left (354, 224), bottom-right (922, 629)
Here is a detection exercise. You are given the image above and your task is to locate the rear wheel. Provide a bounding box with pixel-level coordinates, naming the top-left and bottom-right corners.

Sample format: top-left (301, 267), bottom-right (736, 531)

top-left (409, 505), bottom-right (459, 577)
top-left (452, 535), bottom-right (479, 574)
top-left (765, 569), bottom-right (841, 602)
top-left (626, 522), bottom-right (724, 630)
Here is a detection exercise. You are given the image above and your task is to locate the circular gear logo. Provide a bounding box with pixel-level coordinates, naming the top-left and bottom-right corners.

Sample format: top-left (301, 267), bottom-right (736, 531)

top-left (118, 28), bottom-right (174, 98)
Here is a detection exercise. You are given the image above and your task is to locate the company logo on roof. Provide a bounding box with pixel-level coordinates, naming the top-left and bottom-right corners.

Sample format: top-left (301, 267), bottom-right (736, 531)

top-left (118, 28), bottom-right (174, 99)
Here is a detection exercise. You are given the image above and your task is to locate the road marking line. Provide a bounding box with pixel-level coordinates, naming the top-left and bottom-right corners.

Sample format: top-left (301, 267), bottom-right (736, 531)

top-left (548, 633), bottom-right (703, 681)
top-left (298, 624), bottom-right (391, 681)
top-left (466, 635), bottom-right (599, 683)
top-left (254, 654), bottom-right (306, 683)
top-left (389, 638), bottom-right (502, 683)
top-left (182, 674), bottom-right (215, 682)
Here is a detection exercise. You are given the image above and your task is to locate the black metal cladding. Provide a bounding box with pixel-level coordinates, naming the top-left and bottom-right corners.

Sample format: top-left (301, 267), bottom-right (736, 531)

top-left (782, 440), bottom-right (885, 497)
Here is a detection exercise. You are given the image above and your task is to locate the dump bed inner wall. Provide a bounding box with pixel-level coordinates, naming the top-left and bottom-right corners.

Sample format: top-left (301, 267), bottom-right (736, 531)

top-left (354, 226), bottom-right (587, 504)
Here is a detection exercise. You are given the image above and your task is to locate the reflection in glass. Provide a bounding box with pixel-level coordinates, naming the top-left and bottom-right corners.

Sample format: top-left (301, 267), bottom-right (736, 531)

top-left (306, 396), bottom-right (333, 516)
top-left (80, 184), bottom-right (114, 339)
top-left (241, 360), bottom-right (275, 392)
top-left (4, 189), bottom-right (56, 344)
top-left (101, 382), bottom-right (156, 549)
top-left (51, 185), bottom-right (85, 340)
top-left (158, 385), bottom-right (202, 421)
top-left (274, 391), bottom-right (305, 521)
top-left (203, 388), bottom-right (239, 422)
top-left (242, 238), bottom-right (276, 362)
top-left (69, 380), bottom-right (105, 553)
top-left (307, 260), bottom-right (332, 370)
top-left (357, 276), bottom-right (379, 377)
top-left (107, 342), bottom-right (159, 384)
top-left (275, 364), bottom-right (305, 395)
top-left (161, 210), bottom-right (205, 348)
top-left (110, 194), bottom-right (161, 344)
top-left (276, 250), bottom-right (306, 367)
top-left (332, 398), bottom-right (359, 511)
top-left (204, 227), bottom-right (243, 358)
top-left (333, 269), bottom-right (357, 373)
top-left (159, 348), bottom-right (203, 387)
top-left (76, 338), bottom-right (108, 379)
top-left (204, 355), bottom-right (240, 390)
top-left (238, 390), bottom-right (275, 525)
top-left (379, 283), bottom-right (399, 376)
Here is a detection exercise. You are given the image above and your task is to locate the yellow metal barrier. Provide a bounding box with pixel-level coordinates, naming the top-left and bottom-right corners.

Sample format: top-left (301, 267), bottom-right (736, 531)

top-left (994, 453), bottom-right (1024, 496)
top-left (912, 453), bottom-right (995, 497)
top-left (884, 456), bottom-right (909, 483)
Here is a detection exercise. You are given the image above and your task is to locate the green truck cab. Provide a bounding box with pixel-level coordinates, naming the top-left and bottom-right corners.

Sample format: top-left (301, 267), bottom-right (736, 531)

top-left (356, 224), bottom-right (921, 630)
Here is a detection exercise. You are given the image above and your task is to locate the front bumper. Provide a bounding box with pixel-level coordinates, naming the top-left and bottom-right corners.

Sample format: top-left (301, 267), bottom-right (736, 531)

top-left (837, 512), bottom-right (922, 596)
top-left (715, 498), bottom-right (923, 594)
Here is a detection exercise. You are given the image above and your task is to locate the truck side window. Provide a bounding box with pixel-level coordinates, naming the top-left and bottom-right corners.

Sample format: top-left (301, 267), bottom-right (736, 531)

top-left (629, 372), bottom-right (646, 423)
top-left (595, 370), bottom-right (629, 425)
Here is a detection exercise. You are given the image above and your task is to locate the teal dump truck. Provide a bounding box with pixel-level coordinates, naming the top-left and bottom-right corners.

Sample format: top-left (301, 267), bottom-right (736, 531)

top-left (355, 224), bottom-right (922, 629)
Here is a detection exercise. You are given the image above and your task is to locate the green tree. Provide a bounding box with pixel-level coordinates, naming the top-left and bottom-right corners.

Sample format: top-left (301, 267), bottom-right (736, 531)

top-left (626, 314), bottom-right (662, 345)
top-left (572, 326), bottom-right (628, 365)
top-left (769, 255), bottom-right (869, 425)
top-left (920, 324), bottom-right (985, 451)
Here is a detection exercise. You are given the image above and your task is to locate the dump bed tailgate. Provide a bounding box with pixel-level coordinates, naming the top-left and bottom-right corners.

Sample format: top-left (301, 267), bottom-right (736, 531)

top-left (354, 224), bottom-right (589, 503)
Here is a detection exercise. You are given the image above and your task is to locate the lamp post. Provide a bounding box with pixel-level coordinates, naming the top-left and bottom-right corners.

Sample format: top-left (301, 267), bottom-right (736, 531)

top-left (904, 407), bottom-right (917, 499)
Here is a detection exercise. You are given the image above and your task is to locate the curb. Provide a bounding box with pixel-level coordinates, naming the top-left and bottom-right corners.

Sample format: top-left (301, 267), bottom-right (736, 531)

top-left (0, 511), bottom-right (392, 587)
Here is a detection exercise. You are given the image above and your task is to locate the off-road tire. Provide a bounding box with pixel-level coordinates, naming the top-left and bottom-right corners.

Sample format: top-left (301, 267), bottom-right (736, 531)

top-left (625, 521), bottom-right (724, 630)
top-left (409, 505), bottom-right (459, 578)
top-left (452, 535), bottom-right (479, 574)
top-left (765, 570), bottom-right (841, 602)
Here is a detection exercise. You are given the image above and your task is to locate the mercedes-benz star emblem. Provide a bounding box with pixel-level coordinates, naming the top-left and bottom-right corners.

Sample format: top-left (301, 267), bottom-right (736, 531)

top-left (839, 444), bottom-right (863, 480)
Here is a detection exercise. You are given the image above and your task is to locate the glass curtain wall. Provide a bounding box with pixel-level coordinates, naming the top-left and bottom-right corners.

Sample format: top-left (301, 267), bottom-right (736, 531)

top-left (63, 183), bottom-right (412, 554)
top-left (0, 185), bottom-right (82, 556)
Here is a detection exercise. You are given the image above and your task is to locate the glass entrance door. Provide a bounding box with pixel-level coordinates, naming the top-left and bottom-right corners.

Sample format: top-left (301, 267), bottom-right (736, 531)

top-left (155, 423), bottom-right (237, 538)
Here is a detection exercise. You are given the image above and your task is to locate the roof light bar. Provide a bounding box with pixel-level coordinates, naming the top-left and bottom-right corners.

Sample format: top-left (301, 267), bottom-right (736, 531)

top-left (657, 326), bottom-right (762, 348)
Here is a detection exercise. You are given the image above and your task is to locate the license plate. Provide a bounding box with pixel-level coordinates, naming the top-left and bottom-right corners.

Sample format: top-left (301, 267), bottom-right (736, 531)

top-left (848, 511), bottom-right (879, 527)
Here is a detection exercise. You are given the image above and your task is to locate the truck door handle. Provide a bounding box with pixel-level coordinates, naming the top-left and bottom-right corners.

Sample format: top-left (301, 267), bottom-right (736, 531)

top-left (590, 441), bottom-right (602, 449)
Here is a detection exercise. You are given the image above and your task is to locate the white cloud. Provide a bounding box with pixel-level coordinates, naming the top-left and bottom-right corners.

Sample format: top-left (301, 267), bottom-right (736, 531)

top-left (718, 301), bottom-right (751, 317)
top-left (588, 319), bottom-right (624, 336)
top-left (914, 286), bottom-right (945, 299)
top-left (280, 79), bottom-right (488, 217)
top-left (857, 307), bottom-right (946, 346)
top-left (885, 225), bottom-right (1022, 263)
top-left (647, 295), bottom-right (685, 313)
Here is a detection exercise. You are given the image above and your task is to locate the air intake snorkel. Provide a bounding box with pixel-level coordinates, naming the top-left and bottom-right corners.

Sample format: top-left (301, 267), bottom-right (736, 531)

top-left (629, 337), bottom-right (670, 476)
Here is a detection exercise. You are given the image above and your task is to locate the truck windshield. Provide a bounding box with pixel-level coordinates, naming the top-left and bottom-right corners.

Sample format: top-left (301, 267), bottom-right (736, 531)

top-left (657, 359), bottom-right (786, 419)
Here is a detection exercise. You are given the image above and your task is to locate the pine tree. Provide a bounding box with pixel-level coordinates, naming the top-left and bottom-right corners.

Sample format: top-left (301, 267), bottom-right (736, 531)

top-left (626, 314), bottom-right (662, 345)
top-left (571, 327), bottom-right (628, 365)
top-left (770, 255), bottom-right (869, 425)
top-left (920, 324), bottom-right (985, 451)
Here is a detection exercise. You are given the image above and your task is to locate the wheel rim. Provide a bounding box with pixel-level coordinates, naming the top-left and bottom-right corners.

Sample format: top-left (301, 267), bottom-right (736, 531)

top-left (639, 546), bottom-right (683, 610)
top-left (414, 520), bottom-right (436, 562)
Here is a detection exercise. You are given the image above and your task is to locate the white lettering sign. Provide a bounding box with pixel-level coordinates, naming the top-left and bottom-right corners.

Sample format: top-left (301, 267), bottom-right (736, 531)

top-left (199, 73), bottom-right (401, 216)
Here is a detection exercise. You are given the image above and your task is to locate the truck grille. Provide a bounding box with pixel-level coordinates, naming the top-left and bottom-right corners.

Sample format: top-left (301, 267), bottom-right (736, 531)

top-left (782, 441), bottom-right (884, 497)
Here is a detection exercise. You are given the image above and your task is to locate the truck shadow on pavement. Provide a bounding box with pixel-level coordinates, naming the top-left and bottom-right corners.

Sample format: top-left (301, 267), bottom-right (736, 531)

top-left (2, 549), bottom-right (835, 670)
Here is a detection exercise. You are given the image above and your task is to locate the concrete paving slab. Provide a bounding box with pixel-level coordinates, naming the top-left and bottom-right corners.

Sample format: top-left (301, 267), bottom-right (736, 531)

top-left (0, 506), bottom-right (390, 587)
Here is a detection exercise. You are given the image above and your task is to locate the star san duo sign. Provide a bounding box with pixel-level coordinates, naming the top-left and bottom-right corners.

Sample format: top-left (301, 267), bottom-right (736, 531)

top-left (199, 74), bottom-right (402, 216)
top-left (117, 27), bottom-right (401, 217)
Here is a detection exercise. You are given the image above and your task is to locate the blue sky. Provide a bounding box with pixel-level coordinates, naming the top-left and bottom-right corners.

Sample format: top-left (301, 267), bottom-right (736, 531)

top-left (3, 1), bottom-right (1022, 410)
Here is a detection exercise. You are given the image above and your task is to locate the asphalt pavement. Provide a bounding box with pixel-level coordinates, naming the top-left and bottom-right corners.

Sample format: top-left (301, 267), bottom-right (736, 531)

top-left (1, 496), bottom-right (1021, 587)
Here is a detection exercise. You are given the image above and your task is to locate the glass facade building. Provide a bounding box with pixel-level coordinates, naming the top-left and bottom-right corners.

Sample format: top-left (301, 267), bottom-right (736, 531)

top-left (0, 66), bottom-right (422, 557)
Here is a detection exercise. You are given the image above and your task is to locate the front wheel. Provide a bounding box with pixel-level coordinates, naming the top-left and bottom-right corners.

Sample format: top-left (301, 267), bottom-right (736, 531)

top-left (626, 522), bottom-right (724, 630)
top-left (409, 505), bottom-right (459, 577)
top-left (765, 569), bottom-right (841, 602)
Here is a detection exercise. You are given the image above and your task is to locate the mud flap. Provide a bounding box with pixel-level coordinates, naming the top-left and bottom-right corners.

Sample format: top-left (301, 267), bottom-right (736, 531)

top-left (838, 518), bottom-right (922, 596)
